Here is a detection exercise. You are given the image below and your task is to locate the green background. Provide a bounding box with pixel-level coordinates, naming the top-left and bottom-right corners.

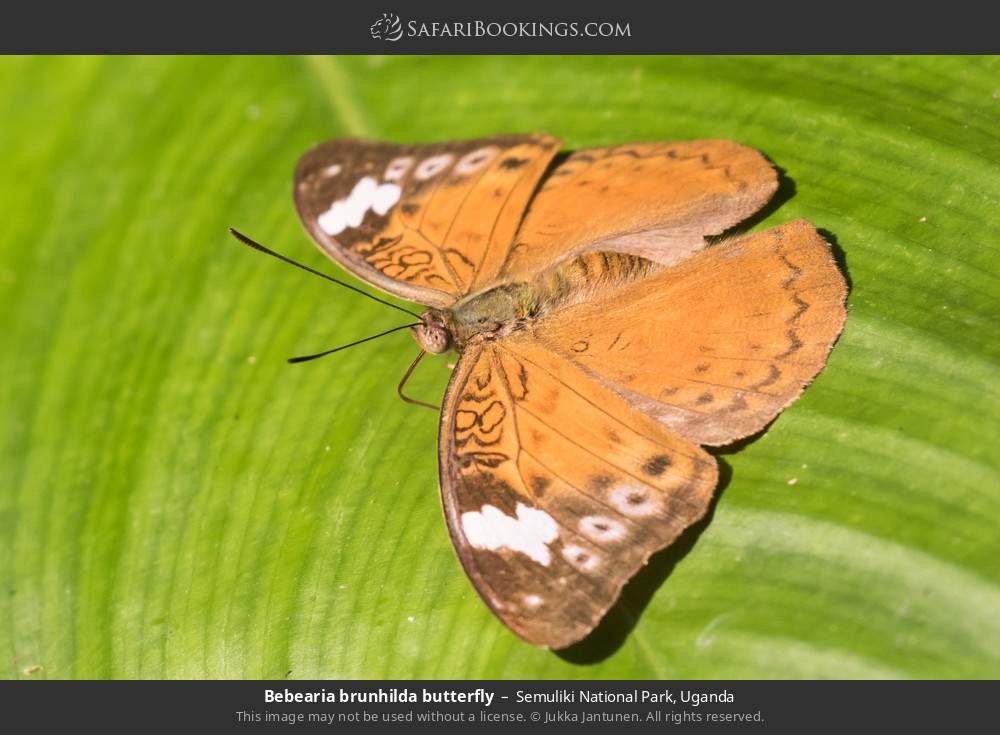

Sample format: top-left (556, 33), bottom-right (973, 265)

top-left (1, 56), bottom-right (998, 679)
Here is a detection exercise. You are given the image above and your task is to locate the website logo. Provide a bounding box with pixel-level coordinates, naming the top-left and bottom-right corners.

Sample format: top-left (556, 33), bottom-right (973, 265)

top-left (370, 12), bottom-right (403, 41)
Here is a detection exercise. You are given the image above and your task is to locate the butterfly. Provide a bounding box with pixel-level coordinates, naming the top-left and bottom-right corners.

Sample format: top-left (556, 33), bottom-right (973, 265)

top-left (251, 133), bottom-right (847, 649)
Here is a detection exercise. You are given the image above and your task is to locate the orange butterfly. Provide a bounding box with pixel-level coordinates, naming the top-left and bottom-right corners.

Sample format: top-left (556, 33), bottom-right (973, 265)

top-left (241, 133), bottom-right (847, 649)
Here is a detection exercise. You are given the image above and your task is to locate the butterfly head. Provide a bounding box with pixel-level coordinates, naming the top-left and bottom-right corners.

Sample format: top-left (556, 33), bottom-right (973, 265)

top-left (412, 309), bottom-right (453, 354)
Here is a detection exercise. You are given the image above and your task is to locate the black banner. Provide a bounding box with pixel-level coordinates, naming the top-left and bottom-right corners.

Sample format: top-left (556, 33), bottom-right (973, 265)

top-left (1, 680), bottom-right (995, 731)
top-left (1, 0), bottom-right (998, 53)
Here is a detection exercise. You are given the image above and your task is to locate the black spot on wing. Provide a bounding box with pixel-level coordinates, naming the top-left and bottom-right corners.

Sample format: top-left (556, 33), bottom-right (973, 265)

top-left (642, 455), bottom-right (672, 476)
top-left (500, 157), bottom-right (529, 170)
top-left (588, 475), bottom-right (613, 492)
top-left (530, 476), bottom-right (550, 497)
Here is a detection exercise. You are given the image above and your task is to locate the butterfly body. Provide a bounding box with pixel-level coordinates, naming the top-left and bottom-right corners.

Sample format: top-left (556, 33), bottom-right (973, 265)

top-left (291, 133), bottom-right (848, 648)
top-left (418, 251), bottom-right (659, 354)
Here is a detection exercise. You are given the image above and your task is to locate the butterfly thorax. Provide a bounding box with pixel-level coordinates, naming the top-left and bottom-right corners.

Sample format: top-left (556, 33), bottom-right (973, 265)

top-left (413, 251), bottom-right (657, 354)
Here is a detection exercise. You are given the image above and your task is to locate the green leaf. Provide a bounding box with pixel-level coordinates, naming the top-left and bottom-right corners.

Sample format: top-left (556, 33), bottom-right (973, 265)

top-left (2, 56), bottom-right (998, 679)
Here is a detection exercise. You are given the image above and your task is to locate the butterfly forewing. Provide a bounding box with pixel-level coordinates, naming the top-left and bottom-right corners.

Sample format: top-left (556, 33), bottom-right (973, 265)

top-left (529, 219), bottom-right (848, 446)
top-left (499, 140), bottom-right (778, 281)
top-left (294, 134), bottom-right (562, 307)
top-left (439, 339), bottom-right (717, 648)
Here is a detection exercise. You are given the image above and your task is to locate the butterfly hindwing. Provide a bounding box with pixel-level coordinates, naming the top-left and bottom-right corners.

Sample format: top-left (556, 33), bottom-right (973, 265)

top-left (439, 339), bottom-right (718, 648)
top-left (295, 134), bottom-right (562, 307)
top-left (499, 140), bottom-right (778, 282)
top-left (529, 219), bottom-right (848, 446)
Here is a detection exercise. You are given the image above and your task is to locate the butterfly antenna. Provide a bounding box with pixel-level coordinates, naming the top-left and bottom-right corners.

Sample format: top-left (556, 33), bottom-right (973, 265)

top-left (397, 349), bottom-right (438, 411)
top-left (228, 228), bottom-right (422, 318)
top-left (287, 323), bottom-right (421, 364)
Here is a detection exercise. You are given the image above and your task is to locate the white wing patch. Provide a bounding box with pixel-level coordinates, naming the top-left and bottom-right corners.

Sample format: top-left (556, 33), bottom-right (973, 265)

top-left (608, 483), bottom-right (659, 517)
top-left (461, 502), bottom-right (559, 566)
top-left (561, 543), bottom-right (601, 572)
top-left (454, 146), bottom-right (499, 175)
top-left (317, 176), bottom-right (402, 236)
top-left (579, 516), bottom-right (627, 543)
top-left (415, 154), bottom-right (454, 180)
top-left (523, 594), bottom-right (544, 608)
top-left (384, 156), bottom-right (414, 182)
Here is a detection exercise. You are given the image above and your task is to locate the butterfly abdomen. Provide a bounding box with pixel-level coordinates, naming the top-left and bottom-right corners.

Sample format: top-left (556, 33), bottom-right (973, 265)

top-left (532, 251), bottom-right (658, 309)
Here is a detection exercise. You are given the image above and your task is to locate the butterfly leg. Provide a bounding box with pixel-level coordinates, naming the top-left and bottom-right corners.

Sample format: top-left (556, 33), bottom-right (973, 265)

top-left (397, 349), bottom-right (439, 411)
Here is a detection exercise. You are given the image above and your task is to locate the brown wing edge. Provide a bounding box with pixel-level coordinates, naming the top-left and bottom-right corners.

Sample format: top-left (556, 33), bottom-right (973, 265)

top-left (293, 138), bottom-right (456, 308)
top-left (437, 344), bottom-right (719, 649)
